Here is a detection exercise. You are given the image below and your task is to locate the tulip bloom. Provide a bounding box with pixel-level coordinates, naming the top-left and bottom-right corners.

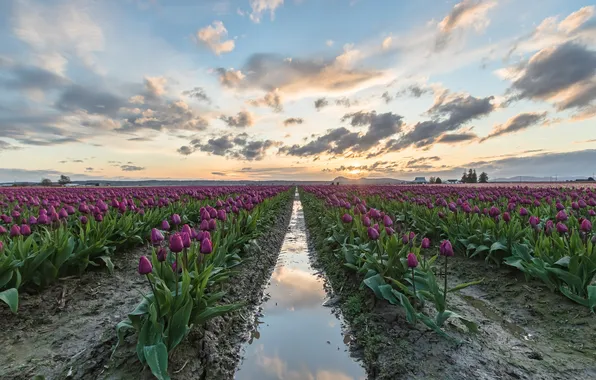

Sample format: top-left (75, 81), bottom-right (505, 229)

top-left (157, 246), bottom-right (167, 262)
top-left (367, 227), bottom-right (380, 240)
top-left (169, 233), bottom-right (184, 253)
top-left (581, 219), bottom-right (592, 233)
top-left (439, 240), bottom-right (454, 257)
top-left (181, 232), bottom-right (191, 248)
top-left (556, 222), bottom-right (568, 234)
top-left (20, 224), bottom-right (32, 236)
top-left (10, 224), bottom-right (21, 237)
top-left (502, 212), bottom-right (511, 223)
top-left (556, 210), bottom-right (568, 222)
top-left (407, 253), bottom-right (418, 268)
top-left (519, 208), bottom-right (528, 217)
top-left (200, 238), bottom-right (213, 254)
top-left (161, 220), bottom-right (170, 231)
top-left (138, 256), bottom-right (153, 275)
top-left (151, 228), bottom-right (164, 246)
top-left (421, 237), bottom-right (430, 249)
top-left (383, 215), bottom-right (393, 226)
top-left (342, 214), bottom-right (353, 223)
top-left (171, 214), bottom-right (182, 225)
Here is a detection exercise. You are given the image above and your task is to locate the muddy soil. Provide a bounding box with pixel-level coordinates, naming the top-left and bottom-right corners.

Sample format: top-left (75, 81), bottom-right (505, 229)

top-left (0, 193), bottom-right (293, 380)
top-left (0, 247), bottom-right (149, 380)
top-left (302, 201), bottom-right (596, 380)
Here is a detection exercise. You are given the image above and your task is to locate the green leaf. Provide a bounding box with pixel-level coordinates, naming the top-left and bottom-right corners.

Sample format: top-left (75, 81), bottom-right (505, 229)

top-left (143, 343), bottom-right (170, 380)
top-left (363, 274), bottom-right (386, 299)
top-left (194, 303), bottom-right (244, 325)
top-left (0, 288), bottom-right (18, 313)
top-left (587, 285), bottom-right (596, 312)
top-left (98, 256), bottom-right (114, 274)
top-left (448, 279), bottom-right (483, 293)
top-left (489, 241), bottom-right (508, 254)
top-left (114, 319), bottom-right (134, 356)
top-left (167, 298), bottom-right (192, 351)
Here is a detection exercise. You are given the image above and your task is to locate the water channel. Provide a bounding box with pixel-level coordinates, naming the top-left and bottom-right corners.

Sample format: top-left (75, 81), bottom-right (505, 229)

top-left (235, 191), bottom-right (366, 380)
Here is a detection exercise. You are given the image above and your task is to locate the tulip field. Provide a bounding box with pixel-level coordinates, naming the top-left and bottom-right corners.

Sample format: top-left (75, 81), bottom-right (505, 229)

top-left (0, 185), bottom-right (293, 379)
top-left (300, 184), bottom-right (596, 379)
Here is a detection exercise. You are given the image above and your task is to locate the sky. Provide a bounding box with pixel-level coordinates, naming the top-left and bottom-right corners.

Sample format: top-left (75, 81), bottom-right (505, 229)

top-left (1, 0), bottom-right (596, 182)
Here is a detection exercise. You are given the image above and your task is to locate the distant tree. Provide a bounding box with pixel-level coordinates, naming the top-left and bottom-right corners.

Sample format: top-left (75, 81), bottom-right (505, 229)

top-left (41, 178), bottom-right (52, 186)
top-left (471, 169), bottom-right (478, 183)
top-left (479, 172), bottom-right (489, 183)
top-left (435, 177), bottom-right (442, 184)
top-left (58, 175), bottom-right (71, 185)
top-left (429, 177), bottom-right (436, 184)
top-left (461, 170), bottom-right (468, 183)
top-left (588, 177), bottom-right (595, 182)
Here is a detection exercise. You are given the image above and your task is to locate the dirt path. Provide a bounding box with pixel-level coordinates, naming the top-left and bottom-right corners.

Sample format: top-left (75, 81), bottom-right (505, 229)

top-left (0, 247), bottom-right (149, 380)
top-left (302, 201), bottom-right (596, 380)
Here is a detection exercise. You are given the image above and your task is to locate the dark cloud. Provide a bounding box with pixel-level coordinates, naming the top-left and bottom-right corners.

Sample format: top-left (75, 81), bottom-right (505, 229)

top-left (282, 111), bottom-right (404, 157)
top-left (241, 167), bottom-right (252, 171)
top-left (177, 134), bottom-right (278, 161)
top-left (120, 100), bottom-right (210, 133)
top-left (121, 165), bottom-right (145, 171)
top-left (397, 85), bottom-right (432, 98)
top-left (481, 112), bottom-right (548, 141)
top-left (0, 140), bottom-right (21, 151)
top-left (127, 136), bottom-right (152, 142)
top-left (314, 98), bottom-right (329, 110)
top-left (335, 97), bottom-right (358, 108)
top-left (507, 42), bottom-right (596, 112)
top-left (381, 91), bottom-right (393, 103)
top-left (247, 90), bottom-right (283, 112)
top-left (219, 111), bottom-right (255, 128)
top-left (182, 87), bottom-right (211, 103)
top-left (215, 53), bottom-right (380, 94)
top-left (17, 137), bottom-right (81, 146)
top-left (406, 156), bottom-right (440, 168)
top-left (211, 171), bottom-right (226, 176)
top-left (0, 63), bottom-right (70, 91)
top-left (283, 117), bottom-right (304, 126)
top-left (56, 85), bottom-right (125, 117)
top-left (384, 93), bottom-right (494, 152)
top-left (85, 167), bottom-right (94, 171)
top-left (436, 132), bottom-right (478, 143)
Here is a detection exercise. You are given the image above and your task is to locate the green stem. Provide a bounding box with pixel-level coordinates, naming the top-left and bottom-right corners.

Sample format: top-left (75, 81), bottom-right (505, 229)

top-left (443, 256), bottom-right (448, 304)
top-left (411, 267), bottom-right (417, 305)
top-left (146, 275), bottom-right (161, 319)
top-left (174, 253), bottom-right (179, 305)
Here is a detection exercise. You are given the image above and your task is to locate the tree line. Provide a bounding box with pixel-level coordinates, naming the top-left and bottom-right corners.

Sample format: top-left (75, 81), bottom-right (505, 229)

top-left (462, 169), bottom-right (489, 183)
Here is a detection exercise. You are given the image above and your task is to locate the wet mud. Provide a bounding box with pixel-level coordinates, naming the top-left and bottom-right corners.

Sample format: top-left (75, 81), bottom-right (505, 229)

top-left (301, 199), bottom-right (596, 380)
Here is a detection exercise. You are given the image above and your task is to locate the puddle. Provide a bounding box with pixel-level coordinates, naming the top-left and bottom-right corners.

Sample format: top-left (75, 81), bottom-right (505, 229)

top-left (462, 294), bottom-right (530, 339)
top-left (235, 191), bottom-right (366, 380)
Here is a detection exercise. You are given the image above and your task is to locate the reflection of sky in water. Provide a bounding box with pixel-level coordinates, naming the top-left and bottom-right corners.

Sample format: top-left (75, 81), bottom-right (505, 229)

top-left (236, 197), bottom-right (365, 380)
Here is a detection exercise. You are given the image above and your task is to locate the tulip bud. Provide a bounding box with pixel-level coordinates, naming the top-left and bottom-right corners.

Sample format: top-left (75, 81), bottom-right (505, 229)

top-left (383, 215), bottom-right (393, 226)
top-left (0, 225), bottom-right (6, 234)
top-left (519, 208), bottom-right (528, 217)
top-left (362, 216), bottom-right (371, 227)
top-left (0, 241), bottom-right (3, 251)
top-left (161, 220), bottom-right (170, 231)
top-left (440, 240), bottom-right (454, 257)
top-left (581, 219), bottom-right (592, 233)
top-left (181, 232), bottom-right (191, 248)
top-left (402, 234), bottom-right (409, 245)
top-left (10, 224), bottom-right (21, 237)
top-left (385, 227), bottom-right (394, 236)
top-left (171, 214), bottom-right (182, 225)
top-left (217, 209), bottom-right (227, 221)
top-left (342, 214), bottom-right (353, 223)
top-left (367, 227), bottom-right (379, 240)
top-left (21, 224), bottom-right (32, 236)
top-left (556, 210), bottom-right (568, 222)
top-left (28, 216), bottom-right (37, 225)
top-left (200, 238), bottom-right (213, 254)
top-left (556, 222), bottom-right (568, 234)
top-left (529, 216), bottom-right (540, 228)
top-left (407, 253), bottom-right (419, 268)
top-left (151, 228), bottom-right (164, 246)
top-left (200, 219), bottom-right (209, 231)
top-left (157, 246), bottom-right (167, 262)
top-left (181, 224), bottom-right (192, 236)
top-left (95, 213), bottom-right (103, 222)
top-left (138, 256), bottom-right (153, 275)
top-left (208, 219), bottom-right (217, 231)
top-left (169, 233), bottom-right (184, 253)
top-left (421, 237), bottom-right (430, 249)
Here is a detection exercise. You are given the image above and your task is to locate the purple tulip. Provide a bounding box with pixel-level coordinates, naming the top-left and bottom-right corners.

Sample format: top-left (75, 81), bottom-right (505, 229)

top-left (95, 213), bottom-right (103, 222)
top-left (20, 224), bottom-right (31, 236)
top-left (58, 208), bottom-right (68, 219)
top-left (28, 216), bottom-right (37, 225)
top-left (572, 202), bottom-right (580, 210)
top-left (589, 210), bottom-right (596, 217)
top-left (383, 215), bottom-right (393, 226)
top-left (0, 226), bottom-right (7, 234)
top-left (169, 233), bottom-right (184, 253)
top-left (200, 219), bottom-right (210, 231)
top-left (342, 214), bottom-right (353, 223)
top-left (171, 214), bottom-right (181, 225)
top-left (181, 224), bottom-right (192, 236)
top-left (519, 208), bottom-right (528, 217)
top-left (181, 232), bottom-right (191, 248)
top-left (157, 246), bottom-right (167, 262)
top-left (201, 238), bottom-right (213, 254)
top-left (421, 237), bottom-right (430, 249)
top-left (151, 228), bottom-right (164, 246)
top-left (10, 224), bottom-right (21, 237)
top-left (440, 240), bottom-right (454, 257)
top-left (545, 220), bottom-right (554, 235)
top-left (161, 220), bottom-right (170, 231)
top-left (407, 253), bottom-right (419, 268)
top-left (529, 216), bottom-right (540, 228)
top-left (556, 222), bottom-right (568, 234)
top-left (217, 209), bottom-right (227, 221)
top-left (208, 219), bottom-right (217, 231)
top-left (385, 227), bottom-right (395, 236)
top-left (402, 234), bottom-right (409, 245)
top-left (503, 212), bottom-right (511, 223)
top-left (362, 216), bottom-right (371, 227)
top-left (0, 241), bottom-right (3, 251)
top-left (367, 227), bottom-right (380, 240)
top-left (556, 210), bottom-right (568, 222)
top-left (581, 219), bottom-right (592, 233)
top-left (138, 256), bottom-right (153, 275)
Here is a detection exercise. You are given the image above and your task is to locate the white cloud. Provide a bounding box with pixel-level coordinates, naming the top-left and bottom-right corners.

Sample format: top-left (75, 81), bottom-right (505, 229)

top-left (249, 0), bottom-right (284, 23)
top-left (196, 21), bottom-right (236, 55)
top-left (382, 36), bottom-right (392, 50)
top-left (558, 6), bottom-right (595, 34)
top-left (326, 39), bottom-right (334, 47)
top-left (12, 0), bottom-right (105, 75)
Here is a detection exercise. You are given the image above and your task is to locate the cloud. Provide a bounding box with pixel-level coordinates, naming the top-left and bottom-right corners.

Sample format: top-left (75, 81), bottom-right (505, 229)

top-left (504, 42), bottom-right (596, 114)
top-left (119, 99), bottom-right (210, 133)
top-left (249, 0), bottom-right (284, 23)
top-left (326, 40), bottom-right (334, 47)
top-left (0, 62), bottom-right (70, 92)
top-left (177, 133), bottom-right (279, 161)
top-left (85, 167), bottom-right (94, 171)
top-left (247, 89), bottom-right (283, 112)
top-left (314, 98), bottom-right (329, 110)
top-left (436, 0), bottom-right (497, 51)
top-left (0, 140), bottom-right (21, 152)
top-left (335, 97), bottom-right (358, 108)
top-left (12, 0), bottom-right (104, 74)
top-left (384, 92), bottom-right (495, 152)
top-left (281, 111), bottom-right (404, 157)
top-left (196, 21), bottom-right (235, 55)
top-left (283, 117), bottom-right (304, 126)
top-left (481, 112), bottom-right (548, 141)
top-left (558, 6), bottom-right (595, 34)
top-left (382, 36), bottom-right (393, 50)
top-left (397, 84), bottom-right (433, 98)
top-left (182, 87), bottom-right (211, 103)
top-left (56, 85), bottom-right (125, 117)
top-left (381, 91), bottom-right (393, 103)
top-left (215, 53), bottom-right (381, 95)
top-left (211, 171), bottom-right (226, 176)
top-left (120, 164), bottom-right (145, 171)
top-left (144, 76), bottom-right (167, 99)
top-left (219, 111), bottom-right (255, 128)
top-left (406, 156), bottom-right (441, 169)
top-left (436, 132), bottom-right (478, 144)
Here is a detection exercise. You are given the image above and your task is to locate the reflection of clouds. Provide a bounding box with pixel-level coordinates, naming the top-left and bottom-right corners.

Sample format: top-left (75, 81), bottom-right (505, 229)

top-left (269, 266), bottom-right (325, 310)
top-left (255, 346), bottom-right (362, 380)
